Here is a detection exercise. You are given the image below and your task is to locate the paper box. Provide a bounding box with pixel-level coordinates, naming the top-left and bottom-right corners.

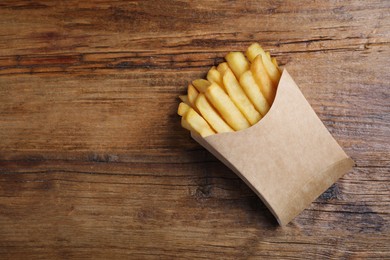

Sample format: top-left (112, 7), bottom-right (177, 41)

top-left (191, 70), bottom-right (354, 225)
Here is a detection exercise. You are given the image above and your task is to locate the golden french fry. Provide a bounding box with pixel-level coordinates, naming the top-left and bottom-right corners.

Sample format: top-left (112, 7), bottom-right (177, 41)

top-left (195, 93), bottom-right (234, 133)
top-left (217, 62), bottom-right (229, 75)
top-left (177, 102), bottom-right (191, 116)
top-left (251, 55), bottom-right (275, 104)
top-left (246, 43), bottom-right (281, 85)
top-left (240, 70), bottom-right (270, 116)
top-left (192, 79), bottom-right (210, 93)
top-left (179, 95), bottom-right (190, 105)
top-left (181, 116), bottom-right (195, 132)
top-left (223, 69), bottom-right (261, 125)
top-left (225, 52), bottom-right (249, 79)
top-left (271, 57), bottom-right (282, 73)
top-left (246, 43), bottom-right (268, 62)
top-left (266, 51), bottom-right (271, 60)
top-left (205, 83), bottom-right (250, 131)
top-left (187, 84), bottom-right (199, 108)
top-left (263, 58), bottom-right (280, 85)
top-left (207, 66), bottom-right (223, 87)
top-left (183, 108), bottom-right (215, 137)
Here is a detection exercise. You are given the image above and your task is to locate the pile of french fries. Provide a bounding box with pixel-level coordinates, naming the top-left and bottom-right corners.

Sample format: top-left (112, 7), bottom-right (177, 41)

top-left (178, 43), bottom-right (282, 137)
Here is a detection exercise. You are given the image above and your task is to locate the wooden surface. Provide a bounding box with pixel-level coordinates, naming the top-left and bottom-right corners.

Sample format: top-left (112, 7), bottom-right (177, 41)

top-left (0, 0), bottom-right (389, 259)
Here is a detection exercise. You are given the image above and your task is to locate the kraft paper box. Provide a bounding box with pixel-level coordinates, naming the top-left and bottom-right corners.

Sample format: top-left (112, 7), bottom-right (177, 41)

top-left (191, 70), bottom-right (354, 226)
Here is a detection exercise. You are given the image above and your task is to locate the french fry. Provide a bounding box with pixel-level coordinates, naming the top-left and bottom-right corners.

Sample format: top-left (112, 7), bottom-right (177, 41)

top-left (251, 55), bottom-right (275, 104)
top-left (217, 62), bottom-right (229, 75)
top-left (246, 43), bottom-right (280, 85)
top-left (266, 51), bottom-right (271, 60)
top-left (271, 57), bottom-right (282, 73)
top-left (181, 116), bottom-right (195, 132)
top-left (240, 70), bottom-right (270, 116)
top-left (223, 68), bottom-right (261, 125)
top-left (179, 95), bottom-right (191, 107)
top-left (192, 79), bottom-right (210, 93)
top-left (205, 83), bottom-right (250, 131)
top-left (177, 102), bottom-right (191, 116)
top-left (195, 94), bottom-right (234, 133)
top-left (264, 58), bottom-right (280, 85)
top-left (187, 84), bottom-right (199, 108)
top-left (246, 42), bottom-right (269, 62)
top-left (225, 52), bottom-right (249, 79)
top-left (183, 108), bottom-right (215, 137)
top-left (207, 66), bottom-right (223, 87)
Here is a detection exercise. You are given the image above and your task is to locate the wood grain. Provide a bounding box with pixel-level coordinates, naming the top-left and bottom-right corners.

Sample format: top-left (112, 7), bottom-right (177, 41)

top-left (0, 0), bottom-right (389, 259)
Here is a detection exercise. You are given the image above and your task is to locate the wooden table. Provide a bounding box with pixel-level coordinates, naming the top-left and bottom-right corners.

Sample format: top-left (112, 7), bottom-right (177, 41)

top-left (1, 1), bottom-right (389, 259)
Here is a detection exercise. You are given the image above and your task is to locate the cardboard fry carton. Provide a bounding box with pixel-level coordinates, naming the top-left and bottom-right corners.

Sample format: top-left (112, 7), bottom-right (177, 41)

top-left (191, 70), bottom-right (354, 225)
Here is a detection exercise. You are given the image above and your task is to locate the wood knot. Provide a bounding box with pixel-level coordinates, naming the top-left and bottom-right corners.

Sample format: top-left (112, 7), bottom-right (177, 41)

top-left (319, 183), bottom-right (342, 201)
top-left (194, 185), bottom-right (212, 200)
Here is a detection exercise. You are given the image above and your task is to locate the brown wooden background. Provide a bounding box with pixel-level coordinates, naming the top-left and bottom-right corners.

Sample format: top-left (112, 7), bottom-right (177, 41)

top-left (0, 0), bottom-right (389, 259)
